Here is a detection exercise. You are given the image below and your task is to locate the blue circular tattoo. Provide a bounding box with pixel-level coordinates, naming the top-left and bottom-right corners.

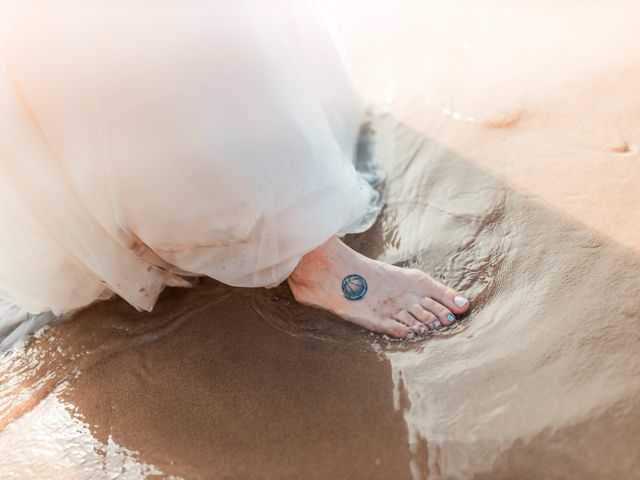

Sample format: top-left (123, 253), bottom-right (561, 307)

top-left (342, 274), bottom-right (368, 301)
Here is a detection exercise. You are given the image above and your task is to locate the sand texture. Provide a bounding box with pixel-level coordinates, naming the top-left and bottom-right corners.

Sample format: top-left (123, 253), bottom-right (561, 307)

top-left (1, 1), bottom-right (640, 478)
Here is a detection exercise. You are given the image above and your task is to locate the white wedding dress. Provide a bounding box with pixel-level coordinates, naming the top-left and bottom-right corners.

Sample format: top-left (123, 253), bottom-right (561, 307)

top-left (0, 0), bottom-right (380, 332)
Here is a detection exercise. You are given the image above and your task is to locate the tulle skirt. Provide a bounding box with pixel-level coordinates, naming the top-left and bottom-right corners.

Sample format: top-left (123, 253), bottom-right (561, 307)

top-left (0, 1), bottom-right (380, 317)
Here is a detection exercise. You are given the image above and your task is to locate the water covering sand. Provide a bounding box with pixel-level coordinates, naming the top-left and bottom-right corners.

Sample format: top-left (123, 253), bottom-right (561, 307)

top-left (1, 0), bottom-right (640, 478)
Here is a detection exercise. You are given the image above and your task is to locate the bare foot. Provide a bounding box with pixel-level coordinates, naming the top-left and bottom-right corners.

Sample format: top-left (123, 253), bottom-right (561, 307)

top-left (287, 237), bottom-right (470, 339)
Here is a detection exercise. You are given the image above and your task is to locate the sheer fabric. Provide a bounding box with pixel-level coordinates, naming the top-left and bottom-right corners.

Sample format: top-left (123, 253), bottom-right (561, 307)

top-left (0, 1), bottom-right (380, 317)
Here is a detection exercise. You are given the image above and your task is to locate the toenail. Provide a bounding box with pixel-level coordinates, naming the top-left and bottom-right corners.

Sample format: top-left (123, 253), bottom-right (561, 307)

top-left (447, 314), bottom-right (456, 322)
top-left (454, 295), bottom-right (468, 307)
top-left (418, 325), bottom-right (428, 335)
top-left (433, 320), bottom-right (442, 330)
top-left (405, 331), bottom-right (415, 340)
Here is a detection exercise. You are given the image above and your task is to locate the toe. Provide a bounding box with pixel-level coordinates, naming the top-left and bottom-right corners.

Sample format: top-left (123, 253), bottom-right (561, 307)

top-left (421, 297), bottom-right (457, 327)
top-left (408, 305), bottom-right (436, 334)
top-left (379, 318), bottom-right (414, 339)
top-left (425, 278), bottom-right (470, 314)
top-left (394, 310), bottom-right (428, 336)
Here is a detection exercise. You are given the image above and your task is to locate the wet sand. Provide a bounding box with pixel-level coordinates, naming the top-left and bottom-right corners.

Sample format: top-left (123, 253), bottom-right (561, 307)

top-left (2, 0), bottom-right (640, 478)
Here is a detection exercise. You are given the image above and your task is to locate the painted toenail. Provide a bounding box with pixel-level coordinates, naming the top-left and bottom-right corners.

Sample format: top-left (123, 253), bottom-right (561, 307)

top-left (453, 295), bottom-right (468, 307)
top-left (433, 320), bottom-right (442, 330)
top-left (419, 325), bottom-right (428, 335)
top-left (447, 314), bottom-right (455, 322)
top-left (405, 331), bottom-right (415, 340)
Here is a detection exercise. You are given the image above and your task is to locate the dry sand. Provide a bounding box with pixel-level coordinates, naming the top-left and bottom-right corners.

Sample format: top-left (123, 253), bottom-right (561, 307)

top-left (2, 0), bottom-right (640, 478)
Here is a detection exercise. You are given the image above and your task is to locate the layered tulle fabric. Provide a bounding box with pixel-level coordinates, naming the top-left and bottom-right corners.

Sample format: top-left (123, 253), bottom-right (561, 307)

top-left (0, 1), bottom-right (380, 317)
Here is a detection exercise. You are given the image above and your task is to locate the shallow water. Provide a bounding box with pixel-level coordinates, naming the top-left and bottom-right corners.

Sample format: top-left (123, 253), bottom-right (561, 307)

top-left (2, 0), bottom-right (640, 478)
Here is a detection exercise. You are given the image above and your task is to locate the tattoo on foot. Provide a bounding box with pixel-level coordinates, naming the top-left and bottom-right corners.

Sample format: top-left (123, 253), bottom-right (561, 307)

top-left (288, 238), bottom-right (471, 338)
top-left (341, 274), bottom-right (368, 301)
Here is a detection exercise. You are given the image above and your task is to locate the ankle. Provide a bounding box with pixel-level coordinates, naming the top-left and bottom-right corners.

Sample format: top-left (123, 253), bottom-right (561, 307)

top-left (288, 237), bottom-right (344, 288)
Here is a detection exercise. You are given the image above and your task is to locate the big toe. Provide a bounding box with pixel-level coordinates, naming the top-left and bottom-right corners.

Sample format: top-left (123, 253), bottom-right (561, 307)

top-left (427, 278), bottom-right (470, 314)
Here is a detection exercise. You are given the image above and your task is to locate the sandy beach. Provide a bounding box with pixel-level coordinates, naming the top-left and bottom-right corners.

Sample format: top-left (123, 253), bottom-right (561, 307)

top-left (1, 1), bottom-right (640, 478)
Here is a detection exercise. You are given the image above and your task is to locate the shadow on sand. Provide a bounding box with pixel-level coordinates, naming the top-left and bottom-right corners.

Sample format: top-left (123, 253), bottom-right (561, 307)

top-left (1, 116), bottom-right (639, 479)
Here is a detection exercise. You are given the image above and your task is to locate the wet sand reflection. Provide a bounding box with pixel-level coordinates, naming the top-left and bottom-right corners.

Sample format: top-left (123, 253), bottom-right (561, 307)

top-left (1, 112), bottom-right (639, 478)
